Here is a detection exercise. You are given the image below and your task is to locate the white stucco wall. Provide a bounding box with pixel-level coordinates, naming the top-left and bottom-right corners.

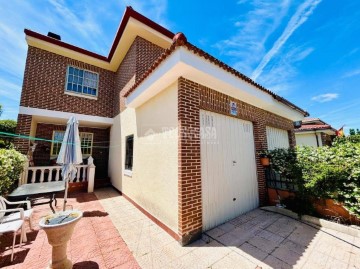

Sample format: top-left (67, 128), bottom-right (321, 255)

top-left (108, 113), bottom-right (122, 190)
top-left (295, 132), bottom-right (322, 147)
top-left (109, 82), bottom-right (179, 232)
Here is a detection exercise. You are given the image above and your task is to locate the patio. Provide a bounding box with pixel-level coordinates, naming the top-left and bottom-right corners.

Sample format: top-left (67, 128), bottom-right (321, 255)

top-left (0, 191), bottom-right (140, 269)
top-left (1, 188), bottom-right (359, 268)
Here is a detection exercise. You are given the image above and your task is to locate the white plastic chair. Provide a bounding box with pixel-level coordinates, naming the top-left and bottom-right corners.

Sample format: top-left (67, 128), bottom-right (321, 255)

top-left (0, 197), bottom-right (33, 243)
top-left (0, 208), bottom-right (24, 261)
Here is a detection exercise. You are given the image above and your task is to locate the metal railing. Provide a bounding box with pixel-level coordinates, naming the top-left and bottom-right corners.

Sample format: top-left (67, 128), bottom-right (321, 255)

top-left (265, 167), bottom-right (298, 192)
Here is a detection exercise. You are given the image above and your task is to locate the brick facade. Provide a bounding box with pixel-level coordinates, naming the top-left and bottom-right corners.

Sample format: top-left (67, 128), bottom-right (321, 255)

top-left (114, 36), bottom-right (165, 114)
top-left (16, 36), bottom-right (165, 177)
top-left (177, 77), bottom-right (295, 244)
top-left (14, 114), bottom-right (33, 154)
top-left (33, 123), bottom-right (110, 179)
top-left (178, 78), bottom-right (202, 245)
top-left (20, 46), bottom-right (115, 118)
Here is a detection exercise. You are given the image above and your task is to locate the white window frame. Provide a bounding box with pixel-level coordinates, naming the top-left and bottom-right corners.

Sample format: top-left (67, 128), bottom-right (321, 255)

top-left (50, 131), bottom-right (94, 157)
top-left (64, 65), bottom-right (99, 99)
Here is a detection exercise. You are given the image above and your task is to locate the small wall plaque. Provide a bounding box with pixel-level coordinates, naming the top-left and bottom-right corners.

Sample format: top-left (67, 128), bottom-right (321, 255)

top-left (230, 101), bottom-right (237, 116)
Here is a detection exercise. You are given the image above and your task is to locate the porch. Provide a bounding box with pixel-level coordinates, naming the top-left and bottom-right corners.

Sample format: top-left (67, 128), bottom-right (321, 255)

top-left (15, 111), bottom-right (113, 186)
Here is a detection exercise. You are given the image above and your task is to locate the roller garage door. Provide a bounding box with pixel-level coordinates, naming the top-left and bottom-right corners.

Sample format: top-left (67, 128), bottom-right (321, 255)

top-left (200, 110), bottom-right (259, 231)
top-left (266, 126), bottom-right (290, 150)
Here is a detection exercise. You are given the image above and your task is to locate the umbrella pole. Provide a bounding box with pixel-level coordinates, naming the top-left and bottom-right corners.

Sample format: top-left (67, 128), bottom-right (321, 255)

top-left (63, 178), bottom-right (69, 211)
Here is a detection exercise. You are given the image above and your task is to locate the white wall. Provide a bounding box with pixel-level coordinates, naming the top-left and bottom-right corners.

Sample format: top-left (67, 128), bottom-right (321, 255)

top-left (295, 132), bottom-right (322, 147)
top-left (108, 113), bottom-right (122, 190)
top-left (109, 82), bottom-right (179, 232)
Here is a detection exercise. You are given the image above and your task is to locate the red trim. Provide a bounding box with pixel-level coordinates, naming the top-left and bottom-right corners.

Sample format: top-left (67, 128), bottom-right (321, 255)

top-left (24, 29), bottom-right (108, 61)
top-left (24, 6), bottom-right (174, 63)
top-left (111, 186), bottom-right (181, 241)
top-left (107, 7), bottom-right (174, 60)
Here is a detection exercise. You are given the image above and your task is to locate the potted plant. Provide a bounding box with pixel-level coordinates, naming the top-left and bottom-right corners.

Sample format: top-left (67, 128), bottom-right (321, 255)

top-left (258, 150), bottom-right (271, 166)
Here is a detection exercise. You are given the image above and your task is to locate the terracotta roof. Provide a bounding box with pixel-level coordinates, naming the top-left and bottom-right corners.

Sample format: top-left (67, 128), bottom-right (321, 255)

top-left (295, 124), bottom-right (335, 132)
top-left (124, 33), bottom-right (309, 117)
top-left (24, 6), bottom-right (174, 63)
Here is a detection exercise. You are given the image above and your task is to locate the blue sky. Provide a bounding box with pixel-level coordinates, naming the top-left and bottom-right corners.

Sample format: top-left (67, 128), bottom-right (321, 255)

top-left (1, 0), bottom-right (360, 132)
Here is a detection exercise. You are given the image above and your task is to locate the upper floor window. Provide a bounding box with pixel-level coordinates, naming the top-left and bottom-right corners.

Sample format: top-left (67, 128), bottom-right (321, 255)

top-left (51, 130), bottom-right (94, 157)
top-left (65, 66), bottom-right (99, 97)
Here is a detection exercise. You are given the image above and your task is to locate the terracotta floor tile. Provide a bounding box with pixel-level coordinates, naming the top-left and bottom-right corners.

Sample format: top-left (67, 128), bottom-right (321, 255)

top-left (103, 248), bottom-right (134, 269)
top-left (0, 191), bottom-right (138, 269)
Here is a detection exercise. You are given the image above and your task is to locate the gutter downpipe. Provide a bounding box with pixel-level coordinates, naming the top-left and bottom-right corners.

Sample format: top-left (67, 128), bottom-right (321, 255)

top-left (315, 131), bottom-right (319, 147)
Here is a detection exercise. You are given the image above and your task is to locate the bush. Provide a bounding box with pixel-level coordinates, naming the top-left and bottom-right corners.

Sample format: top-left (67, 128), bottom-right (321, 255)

top-left (0, 119), bottom-right (17, 133)
top-left (269, 141), bottom-right (360, 218)
top-left (0, 148), bottom-right (26, 196)
top-left (0, 119), bottom-right (17, 148)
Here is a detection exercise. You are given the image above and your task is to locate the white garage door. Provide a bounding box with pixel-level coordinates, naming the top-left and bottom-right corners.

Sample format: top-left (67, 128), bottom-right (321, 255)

top-left (266, 126), bottom-right (290, 150)
top-left (200, 110), bottom-right (259, 231)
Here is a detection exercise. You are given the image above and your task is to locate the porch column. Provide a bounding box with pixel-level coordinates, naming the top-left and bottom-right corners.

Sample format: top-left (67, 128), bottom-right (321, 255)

top-left (14, 114), bottom-right (33, 154)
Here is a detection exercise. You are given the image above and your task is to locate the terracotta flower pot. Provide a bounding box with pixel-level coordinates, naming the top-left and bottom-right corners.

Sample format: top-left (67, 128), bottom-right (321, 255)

top-left (260, 157), bottom-right (270, 166)
top-left (39, 210), bottom-right (82, 269)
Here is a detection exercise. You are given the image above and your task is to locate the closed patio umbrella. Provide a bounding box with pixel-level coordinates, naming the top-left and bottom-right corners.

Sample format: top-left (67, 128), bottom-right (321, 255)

top-left (56, 116), bottom-right (83, 211)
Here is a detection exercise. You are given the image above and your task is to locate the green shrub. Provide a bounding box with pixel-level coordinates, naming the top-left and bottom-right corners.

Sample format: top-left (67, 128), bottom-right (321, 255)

top-left (0, 119), bottom-right (17, 133)
top-left (0, 119), bottom-right (17, 148)
top-left (0, 148), bottom-right (26, 196)
top-left (269, 141), bottom-right (360, 218)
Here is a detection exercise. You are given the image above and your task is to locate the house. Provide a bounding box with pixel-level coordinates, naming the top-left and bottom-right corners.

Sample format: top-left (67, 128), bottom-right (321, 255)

top-left (295, 118), bottom-right (336, 147)
top-left (14, 7), bottom-right (308, 245)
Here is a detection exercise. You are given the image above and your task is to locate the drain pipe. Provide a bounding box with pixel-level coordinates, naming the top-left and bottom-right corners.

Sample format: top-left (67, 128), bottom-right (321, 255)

top-left (315, 131), bottom-right (319, 147)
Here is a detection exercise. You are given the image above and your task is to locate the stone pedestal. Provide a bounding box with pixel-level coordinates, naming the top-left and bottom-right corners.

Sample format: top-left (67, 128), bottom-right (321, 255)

top-left (39, 210), bottom-right (82, 269)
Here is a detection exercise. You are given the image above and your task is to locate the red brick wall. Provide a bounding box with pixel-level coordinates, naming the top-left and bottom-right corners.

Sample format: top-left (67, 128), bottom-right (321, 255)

top-left (20, 37), bottom-right (165, 118)
top-left (114, 36), bottom-right (165, 114)
top-left (135, 37), bottom-right (165, 83)
top-left (14, 114), bottom-right (33, 154)
top-left (20, 47), bottom-right (115, 117)
top-left (178, 78), bottom-right (202, 245)
top-left (177, 77), bottom-right (295, 244)
top-left (33, 123), bottom-right (110, 179)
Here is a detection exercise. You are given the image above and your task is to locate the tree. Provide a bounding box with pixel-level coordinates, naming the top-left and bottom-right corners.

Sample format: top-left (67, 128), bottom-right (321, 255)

top-left (0, 104), bottom-right (2, 117)
top-left (349, 128), bottom-right (360, 135)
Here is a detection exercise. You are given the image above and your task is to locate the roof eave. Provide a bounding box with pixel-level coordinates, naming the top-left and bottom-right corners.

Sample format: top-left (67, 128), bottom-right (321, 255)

top-left (24, 6), bottom-right (175, 65)
top-left (126, 46), bottom-right (306, 121)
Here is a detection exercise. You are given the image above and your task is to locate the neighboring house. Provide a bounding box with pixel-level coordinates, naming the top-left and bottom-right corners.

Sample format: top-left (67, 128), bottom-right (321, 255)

top-left (15, 7), bottom-right (308, 245)
top-left (295, 118), bottom-right (336, 147)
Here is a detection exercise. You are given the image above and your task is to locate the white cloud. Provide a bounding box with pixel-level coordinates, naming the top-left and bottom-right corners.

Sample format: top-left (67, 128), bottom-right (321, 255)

top-left (251, 0), bottom-right (322, 80)
top-left (255, 46), bottom-right (314, 93)
top-left (0, 79), bottom-right (22, 102)
top-left (342, 69), bottom-right (360, 78)
top-left (213, 0), bottom-right (291, 75)
top-left (311, 93), bottom-right (339, 103)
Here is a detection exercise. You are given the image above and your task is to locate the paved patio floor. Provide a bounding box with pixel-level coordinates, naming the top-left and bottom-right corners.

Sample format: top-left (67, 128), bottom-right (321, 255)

top-left (96, 188), bottom-right (360, 269)
top-left (1, 187), bottom-right (359, 268)
top-left (0, 191), bottom-right (140, 269)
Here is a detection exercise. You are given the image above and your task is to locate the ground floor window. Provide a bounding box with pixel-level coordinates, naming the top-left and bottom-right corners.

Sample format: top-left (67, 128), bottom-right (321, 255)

top-left (51, 131), bottom-right (94, 157)
top-left (125, 135), bottom-right (134, 171)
